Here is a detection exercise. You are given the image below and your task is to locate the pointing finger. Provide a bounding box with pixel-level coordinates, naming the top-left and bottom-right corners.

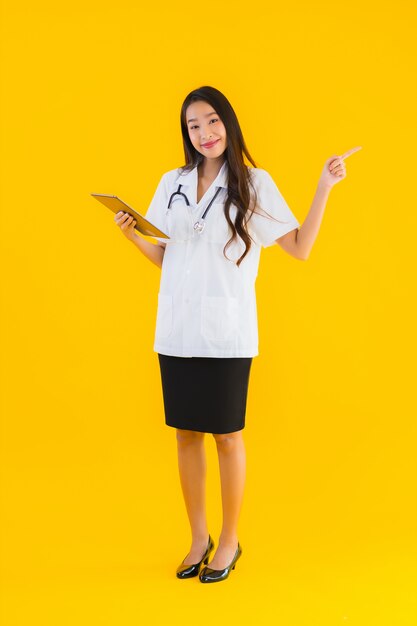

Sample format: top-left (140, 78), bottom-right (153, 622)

top-left (340, 146), bottom-right (362, 160)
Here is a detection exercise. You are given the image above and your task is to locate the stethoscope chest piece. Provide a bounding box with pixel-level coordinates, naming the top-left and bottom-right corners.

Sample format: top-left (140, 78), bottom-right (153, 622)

top-left (193, 220), bottom-right (206, 233)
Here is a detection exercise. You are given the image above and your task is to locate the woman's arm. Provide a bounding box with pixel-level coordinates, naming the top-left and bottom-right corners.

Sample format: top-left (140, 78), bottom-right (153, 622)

top-left (130, 234), bottom-right (165, 269)
top-left (276, 181), bottom-right (331, 261)
top-left (276, 147), bottom-right (362, 260)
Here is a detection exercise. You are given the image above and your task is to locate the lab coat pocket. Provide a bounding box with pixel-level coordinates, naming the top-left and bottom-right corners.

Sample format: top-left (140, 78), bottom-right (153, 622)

top-left (156, 293), bottom-right (173, 339)
top-left (201, 296), bottom-right (238, 341)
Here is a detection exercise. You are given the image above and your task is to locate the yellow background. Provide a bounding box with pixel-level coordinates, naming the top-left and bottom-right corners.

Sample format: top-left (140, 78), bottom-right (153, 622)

top-left (1, 0), bottom-right (416, 624)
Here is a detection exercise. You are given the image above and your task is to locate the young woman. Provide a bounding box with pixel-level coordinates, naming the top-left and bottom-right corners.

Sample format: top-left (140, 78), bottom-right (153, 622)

top-left (114, 86), bottom-right (360, 583)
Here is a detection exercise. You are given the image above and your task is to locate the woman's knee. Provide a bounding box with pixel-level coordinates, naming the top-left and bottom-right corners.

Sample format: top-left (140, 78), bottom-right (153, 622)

top-left (176, 428), bottom-right (205, 445)
top-left (212, 430), bottom-right (243, 447)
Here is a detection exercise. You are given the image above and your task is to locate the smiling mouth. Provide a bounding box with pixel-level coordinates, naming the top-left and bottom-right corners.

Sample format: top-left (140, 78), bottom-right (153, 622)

top-left (201, 139), bottom-right (220, 148)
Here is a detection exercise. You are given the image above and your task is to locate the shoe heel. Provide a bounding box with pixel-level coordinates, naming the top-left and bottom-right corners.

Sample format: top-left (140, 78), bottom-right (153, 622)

top-left (203, 556), bottom-right (209, 565)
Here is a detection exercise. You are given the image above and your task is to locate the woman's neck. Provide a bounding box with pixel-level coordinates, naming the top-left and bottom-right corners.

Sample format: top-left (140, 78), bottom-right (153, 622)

top-left (198, 156), bottom-right (225, 181)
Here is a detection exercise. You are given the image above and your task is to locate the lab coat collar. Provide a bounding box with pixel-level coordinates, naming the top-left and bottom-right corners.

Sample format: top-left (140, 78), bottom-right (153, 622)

top-left (174, 159), bottom-right (229, 190)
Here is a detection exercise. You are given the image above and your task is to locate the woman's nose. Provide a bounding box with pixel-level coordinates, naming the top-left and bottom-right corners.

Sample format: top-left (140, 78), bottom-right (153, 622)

top-left (201, 128), bottom-right (213, 140)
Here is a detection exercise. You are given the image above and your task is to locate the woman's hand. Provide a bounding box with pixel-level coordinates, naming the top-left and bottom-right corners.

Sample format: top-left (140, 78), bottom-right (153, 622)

top-left (114, 211), bottom-right (138, 242)
top-left (319, 146), bottom-right (362, 189)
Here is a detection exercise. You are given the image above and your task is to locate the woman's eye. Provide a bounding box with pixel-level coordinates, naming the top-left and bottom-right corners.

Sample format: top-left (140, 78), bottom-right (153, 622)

top-left (190, 119), bottom-right (218, 130)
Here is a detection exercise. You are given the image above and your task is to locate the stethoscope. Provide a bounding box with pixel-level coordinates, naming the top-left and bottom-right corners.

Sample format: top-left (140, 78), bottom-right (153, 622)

top-left (167, 184), bottom-right (222, 234)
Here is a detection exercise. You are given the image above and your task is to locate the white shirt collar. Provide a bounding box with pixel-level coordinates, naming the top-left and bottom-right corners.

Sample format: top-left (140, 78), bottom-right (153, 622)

top-left (174, 160), bottom-right (229, 194)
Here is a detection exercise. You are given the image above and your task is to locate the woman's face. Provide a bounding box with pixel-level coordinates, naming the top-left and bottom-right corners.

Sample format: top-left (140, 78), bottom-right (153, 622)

top-left (186, 100), bottom-right (227, 160)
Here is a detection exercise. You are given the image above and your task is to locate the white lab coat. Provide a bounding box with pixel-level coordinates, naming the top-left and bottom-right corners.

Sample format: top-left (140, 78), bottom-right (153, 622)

top-left (144, 160), bottom-right (300, 358)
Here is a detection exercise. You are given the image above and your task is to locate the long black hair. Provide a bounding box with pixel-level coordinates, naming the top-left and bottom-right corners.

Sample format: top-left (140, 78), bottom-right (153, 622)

top-left (179, 85), bottom-right (262, 267)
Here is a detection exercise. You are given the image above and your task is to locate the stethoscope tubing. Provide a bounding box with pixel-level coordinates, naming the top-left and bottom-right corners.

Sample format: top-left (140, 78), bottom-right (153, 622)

top-left (167, 184), bottom-right (222, 233)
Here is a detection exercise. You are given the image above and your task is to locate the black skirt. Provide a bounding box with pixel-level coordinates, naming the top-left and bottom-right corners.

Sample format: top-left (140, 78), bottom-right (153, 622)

top-left (157, 354), bottom-right (253, 434)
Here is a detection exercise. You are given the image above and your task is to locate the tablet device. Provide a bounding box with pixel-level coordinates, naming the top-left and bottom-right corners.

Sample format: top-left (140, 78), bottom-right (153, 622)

top-left (91, 193), bottom-right (170, 239)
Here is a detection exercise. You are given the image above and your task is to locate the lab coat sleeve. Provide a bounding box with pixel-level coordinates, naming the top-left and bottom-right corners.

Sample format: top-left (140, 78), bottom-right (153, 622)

top-left (143, 172), bottom-right (169, 242)
top-left (247, 169), bottom-right (300, 248)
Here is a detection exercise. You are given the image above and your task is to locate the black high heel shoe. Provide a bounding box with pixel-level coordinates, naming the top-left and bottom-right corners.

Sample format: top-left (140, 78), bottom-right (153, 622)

top-left (176, 535), bottom-right (215, 579)
top-left (199, 542), bottom-right (242, 583)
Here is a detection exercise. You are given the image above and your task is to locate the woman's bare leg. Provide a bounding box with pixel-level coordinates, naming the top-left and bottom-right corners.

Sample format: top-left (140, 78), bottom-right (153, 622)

top-left (208, 430), bottom-right (246, 569)
top-left (176, 428), bottom-right (210, 565)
